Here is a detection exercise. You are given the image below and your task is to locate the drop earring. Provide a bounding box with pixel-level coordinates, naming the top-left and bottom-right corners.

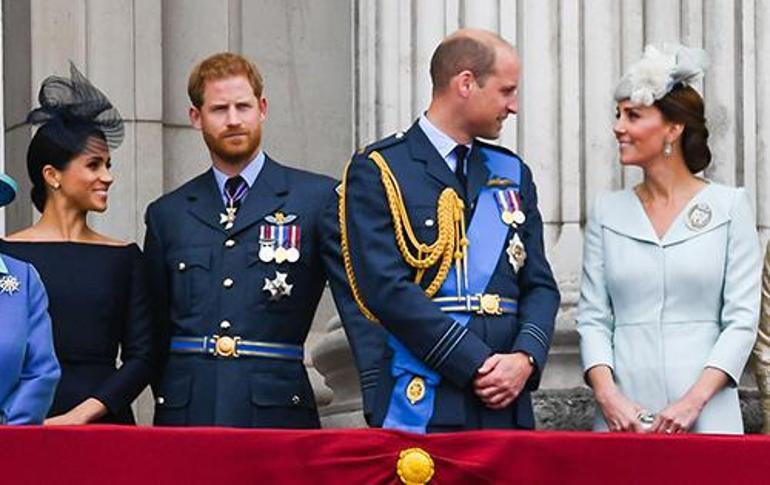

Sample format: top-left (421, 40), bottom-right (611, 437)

top-left (663, 141), bottom-right (672, 157)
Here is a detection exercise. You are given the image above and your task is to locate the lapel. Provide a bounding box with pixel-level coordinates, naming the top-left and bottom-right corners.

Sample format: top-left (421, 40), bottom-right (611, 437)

top-left (406, 122), bottom-right (465, 195)
top-left (229, 155), bottom-right (288, 237)
top-left (186, 170), bottom-right (228, 233)
top-left (466, 143), bottom-right (491, 205)
top-left (601, 183), bottom-right (730, 247)
top-left (660, 183), bottom-right (730, 246)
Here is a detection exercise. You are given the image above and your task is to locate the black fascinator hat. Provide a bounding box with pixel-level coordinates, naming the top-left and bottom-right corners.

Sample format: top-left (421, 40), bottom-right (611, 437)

top-left (25, 63), bottom-right (124, 212)
top-left (26, 62), bottom-right (124, 151)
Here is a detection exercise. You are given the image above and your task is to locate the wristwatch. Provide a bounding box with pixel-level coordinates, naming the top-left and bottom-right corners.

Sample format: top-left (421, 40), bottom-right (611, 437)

top-left (518, 352), bottom-right (535, 367)
top-left (527, 353), bottom-right (536, 367)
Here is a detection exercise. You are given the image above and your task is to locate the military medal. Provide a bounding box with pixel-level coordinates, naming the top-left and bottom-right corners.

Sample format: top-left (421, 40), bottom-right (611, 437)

top-left (263, 271), bottom-right (293, 301)
top-left (506, 233), bottom-right (527, 273)
top-left (220, 179), bottom-right (248, 229)
top-left (219, 207), bottom-right (237, 230)
top-left (286, 225), bottom-right (301, 263)
top-left (406, 376), bottom-right (426, 404)
top-left (686, 202), bottom-right (712, 231)
top-left (0, 274), bottom-right (20, 295)
top-left (274, 246), bottom-right (288, 264)
top-left (262, 212), bottom-right (301, 265)
top-left (495, 189), bottom-right (525, 227)
top-left (258, 225), bottom-right (276, 262)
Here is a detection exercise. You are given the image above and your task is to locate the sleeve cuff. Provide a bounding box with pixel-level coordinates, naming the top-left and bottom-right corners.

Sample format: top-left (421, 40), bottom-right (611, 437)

top-left (429, 321), bottom-right (492, 388)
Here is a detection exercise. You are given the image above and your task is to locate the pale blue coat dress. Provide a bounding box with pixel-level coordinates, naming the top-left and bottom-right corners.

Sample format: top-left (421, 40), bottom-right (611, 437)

top-left (0, 253), bottom-right (60, 424)
top-left (577, 182), bottom-right (761, 434)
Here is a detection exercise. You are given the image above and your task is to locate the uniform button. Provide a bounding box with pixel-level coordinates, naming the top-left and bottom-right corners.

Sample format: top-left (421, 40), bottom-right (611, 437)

top-left (424, 218), bottom-right (435, 227)
top-left (291, 394), bottom-right (301, 405)
top-left (156, 396), bottom-right (165, 405)
top-left (178, 262), bottom-right (187, 271)
top-left (220, 320), bottom-right (231, 330)
top-left (223, 277), bottom-right (234, 288)
top-left (224, 239), bottom-right (236, 248)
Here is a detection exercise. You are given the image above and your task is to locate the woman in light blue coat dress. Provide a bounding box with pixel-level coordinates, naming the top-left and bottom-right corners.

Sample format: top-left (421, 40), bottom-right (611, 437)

top-left (577, 45), bottom-right (761, 434)
top-left (0, 174), bottom-right (60, 424)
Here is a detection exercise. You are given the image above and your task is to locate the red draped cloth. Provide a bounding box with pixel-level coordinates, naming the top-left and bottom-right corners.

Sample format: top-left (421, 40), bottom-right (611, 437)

top-left (0, 427), bottom-right (766, 484)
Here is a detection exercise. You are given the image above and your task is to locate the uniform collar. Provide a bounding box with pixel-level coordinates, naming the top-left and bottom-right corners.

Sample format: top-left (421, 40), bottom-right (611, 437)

top-left (211, 150), bottom-right (265, 199)
top-left (0, 255), bottom-right (8, 275)
top-left (418, 114), bottom-right (473, 172)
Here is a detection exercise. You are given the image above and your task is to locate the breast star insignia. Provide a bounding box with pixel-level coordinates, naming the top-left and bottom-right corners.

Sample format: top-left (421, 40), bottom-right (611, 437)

top-left (0, 275), bottom-right (21, 295)
top-left (263, 271), bottom-right (293, 301)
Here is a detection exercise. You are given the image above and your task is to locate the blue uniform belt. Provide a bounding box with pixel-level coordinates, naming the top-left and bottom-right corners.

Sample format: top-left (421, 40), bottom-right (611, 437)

top-left (432, 294), bottom-right (518, 315)
top-left (169, 335), bottom-right (304, 361)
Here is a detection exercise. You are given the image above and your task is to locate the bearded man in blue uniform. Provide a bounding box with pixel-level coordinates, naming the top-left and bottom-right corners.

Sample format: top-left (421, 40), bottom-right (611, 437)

top-left (145, 53), bottom-right (340, 428)
top-left (339, 29), bottom-right (560, 432)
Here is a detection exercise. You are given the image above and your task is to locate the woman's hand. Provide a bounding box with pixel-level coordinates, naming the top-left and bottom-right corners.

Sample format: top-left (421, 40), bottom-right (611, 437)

top-left (650, 367), bottom-right (729, 434)
top-left (587, 365), bottom-right (646, 433)
top-left (650, 395), bottom-right (703, 434)
top-left (595, 386), bottom-right (647, 433)
top-left (44, 398), bottom-right (107, 425)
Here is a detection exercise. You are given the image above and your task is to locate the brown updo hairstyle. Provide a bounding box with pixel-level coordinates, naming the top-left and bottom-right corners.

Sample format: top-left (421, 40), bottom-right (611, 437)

top-left (654, 84), bottom-right (711, 173)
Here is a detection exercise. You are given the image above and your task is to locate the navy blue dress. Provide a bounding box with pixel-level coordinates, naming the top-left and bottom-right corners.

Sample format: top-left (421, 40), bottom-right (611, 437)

top-left (0, 241), bottom-right (153, 424)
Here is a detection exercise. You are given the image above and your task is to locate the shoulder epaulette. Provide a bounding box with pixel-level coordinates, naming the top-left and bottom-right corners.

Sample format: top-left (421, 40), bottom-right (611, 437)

top-left (356, 131), bottom-right (408, 156)
top-left (474, 139), bottom-right (519, 159)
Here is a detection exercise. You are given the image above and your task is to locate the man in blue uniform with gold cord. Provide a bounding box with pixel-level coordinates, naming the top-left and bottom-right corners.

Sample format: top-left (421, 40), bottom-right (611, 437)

top-left (339, 29), bottom-right (560, 431)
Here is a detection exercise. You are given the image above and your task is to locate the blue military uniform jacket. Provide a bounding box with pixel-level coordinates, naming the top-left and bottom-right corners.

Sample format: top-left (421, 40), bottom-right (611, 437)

top-left (0, 254), bottom-right (60, 424)
top-left (342, 122), bottom-right (560, 430)
top-left (144, 155), bottom-right (337, 428)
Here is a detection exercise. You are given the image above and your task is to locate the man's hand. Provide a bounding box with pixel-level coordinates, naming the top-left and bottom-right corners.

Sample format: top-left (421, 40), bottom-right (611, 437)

top-left (473, 352), bottom-right (533, 410)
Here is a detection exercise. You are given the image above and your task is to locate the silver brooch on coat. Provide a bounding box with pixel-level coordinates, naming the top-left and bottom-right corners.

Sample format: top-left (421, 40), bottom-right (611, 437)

top-left (685, 202), bottom-right (712, 231)
top-left (0, 275), bottom-right (20, 295)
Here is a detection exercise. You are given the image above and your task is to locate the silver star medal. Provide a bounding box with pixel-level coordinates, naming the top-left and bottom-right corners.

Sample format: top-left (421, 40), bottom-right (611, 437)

top-left (506, 233), bottom-right (527, 274)
top-left (263, 271), bottom-right (293, 301)
top-left (685, 202), bottom-right (712, 231)
top-left (0, 274), bottom-right (21, 295)
top-left (219, 207), bottom-right (237, 230)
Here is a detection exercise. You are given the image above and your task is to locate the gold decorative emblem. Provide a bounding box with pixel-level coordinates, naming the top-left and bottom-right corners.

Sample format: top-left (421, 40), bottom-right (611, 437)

top-left (506, 233), bottom-right (527, 273)
top-left (487, 177), bottom-right (514, 187)
top-left (265, 211), bottom-right (297, 226)
top-left (479, 293), bottom-right (502, 315)
top-left (397, 447), bottom-right (435, 485)
top-left (0, 275), bottom-right (20, 295)
top-left (214, 335), bottom-right (237, 357)
top-left (406, 376), bottom-right (426, 405)
top-left (686, 202), bottom-right (712, 231)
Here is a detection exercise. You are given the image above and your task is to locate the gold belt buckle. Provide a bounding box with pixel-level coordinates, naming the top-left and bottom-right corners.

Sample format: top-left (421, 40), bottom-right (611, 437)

top-left (213, 335), bottom-right (240, 358)
top-left (478, 293), bottom-right (502, 315)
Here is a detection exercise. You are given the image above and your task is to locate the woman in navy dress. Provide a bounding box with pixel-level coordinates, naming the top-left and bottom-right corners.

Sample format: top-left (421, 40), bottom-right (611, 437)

top-left (0, 174), bottom-right (60, 424)
top-left (0, 64), bottom-right (153, 425)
